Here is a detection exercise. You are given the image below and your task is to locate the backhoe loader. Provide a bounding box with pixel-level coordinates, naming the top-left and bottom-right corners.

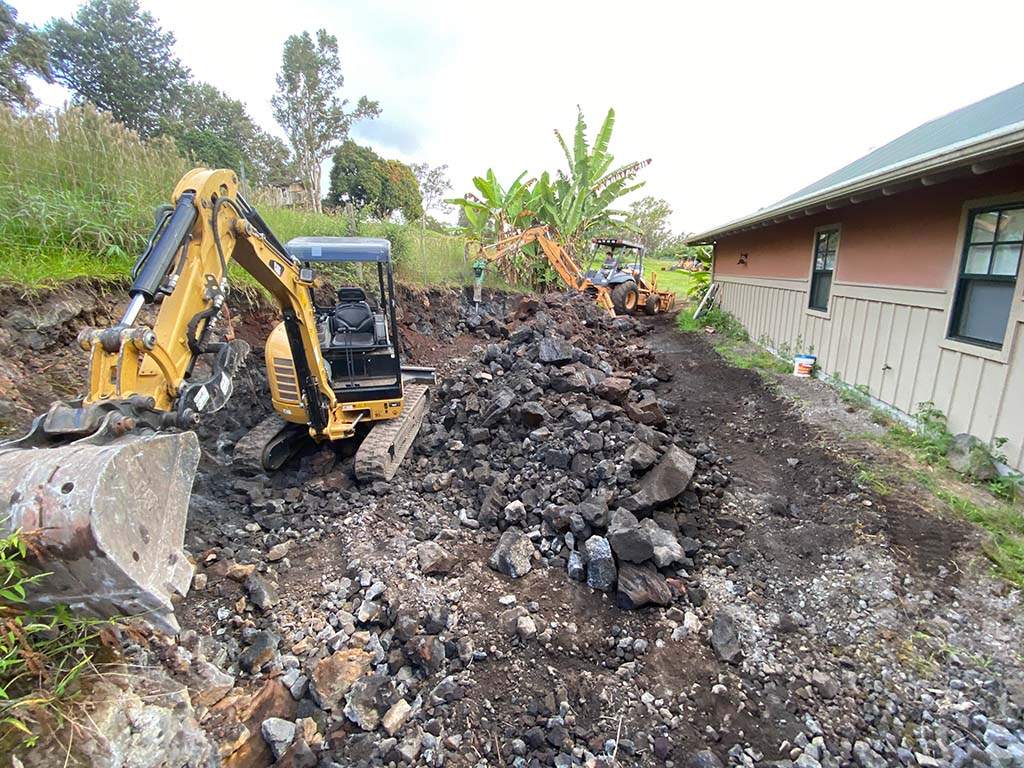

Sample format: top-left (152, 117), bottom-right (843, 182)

top-left (0, 168), bottom-right (432, 632)
top-left (474, 226), bottom-right (675, 316)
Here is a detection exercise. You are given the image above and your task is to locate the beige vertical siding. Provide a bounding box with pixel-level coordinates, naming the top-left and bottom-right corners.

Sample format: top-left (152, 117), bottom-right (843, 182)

top-left (715, 275), bottom-right (1024, 471)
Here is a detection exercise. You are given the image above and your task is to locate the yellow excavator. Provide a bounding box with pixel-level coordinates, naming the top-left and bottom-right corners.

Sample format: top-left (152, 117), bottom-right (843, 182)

top-left (0, 168), bottom-right (433, 631)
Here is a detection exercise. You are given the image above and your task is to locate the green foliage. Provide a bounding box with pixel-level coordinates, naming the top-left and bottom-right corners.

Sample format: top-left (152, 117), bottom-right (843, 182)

top-left (534, 107), bottom-right (649, 252)
top-left (272, 29), bottom-right (379, 213)
top-left (328, 140), bottom-right (384, 209)
top-left (169, 82), bottom-right (294, 187)
top-left (622, 196), bottom-right (681, 257)
top-left (376, 159), bottom-right (422, 221)
top-left (933, 488), bottom-right (1024, 586)
top-left (677, 305), bottom-right (747, 339)
top-left (448, 169), bottom-right (536, 241)
top-left (1, 527), bottom-right (113, 748)
top-left (448, 107), bottom-right (650, 279)
top-left (884, 402), bottom-right (954, 466)
top-left (685, 268), bottom-right (711, 300)
top-left (0, 1), bottom-right (52, 108)
top-left (326, 141), bottom-right (422, 221)
top-left (46, 0), bottom-right (189, 138)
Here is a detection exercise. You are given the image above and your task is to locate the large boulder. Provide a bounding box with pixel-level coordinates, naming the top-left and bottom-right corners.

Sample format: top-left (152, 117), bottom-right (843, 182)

top-left (638, 445), bottom-right (697, 508)
top-left (538, 337), bottom-right (575, 365)
top-left (488, 529), bottom-right (534, 578)
top-left (344, 675), bottom-right (398, 731)
top-left (310, 649), bottom-right (372, 711)
top-left (616, 563), bottom-right (672, 609)
top-left (607, 510), bottom-right (655, 563)
top-left (625, 396), bottom-right (668, 428)
top-left (596, 376), bottom-right (631, 405)
top-left (946, 432), bottom-right (998, 480)
top-left (641, 519), bottom-right (686, 568)
top-left (583, 535), bottom-right (616, 592)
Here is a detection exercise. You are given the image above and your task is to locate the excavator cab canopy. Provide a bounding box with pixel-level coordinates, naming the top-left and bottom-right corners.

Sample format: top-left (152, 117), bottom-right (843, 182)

top-left (586, 237), bottom-right (646, 286)
top-left (285, 236), bottom-right (402, 402)
top-left (285, 236), bottom-right (391, 263)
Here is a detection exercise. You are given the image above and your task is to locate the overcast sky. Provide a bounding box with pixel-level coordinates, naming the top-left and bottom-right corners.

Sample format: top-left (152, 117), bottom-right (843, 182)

top-left (17, 0), bottom-right (1024, 234)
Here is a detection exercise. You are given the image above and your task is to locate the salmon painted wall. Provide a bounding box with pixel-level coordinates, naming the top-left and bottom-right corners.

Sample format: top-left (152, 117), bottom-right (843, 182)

top-left (713, 162), bottom-right (1024, 288)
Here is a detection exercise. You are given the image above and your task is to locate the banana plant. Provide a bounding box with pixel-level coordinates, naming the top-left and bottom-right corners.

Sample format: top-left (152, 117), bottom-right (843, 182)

top-left (537, 107), bottom-right (651, 254)
top-left (447, 169), bottom-right (538, 241)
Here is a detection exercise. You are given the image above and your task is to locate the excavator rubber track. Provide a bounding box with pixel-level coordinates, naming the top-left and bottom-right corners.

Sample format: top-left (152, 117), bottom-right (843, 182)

top-left (233, 413), bottom-right (309, 473)
top-left (354, 384), bottom-right (430, 482)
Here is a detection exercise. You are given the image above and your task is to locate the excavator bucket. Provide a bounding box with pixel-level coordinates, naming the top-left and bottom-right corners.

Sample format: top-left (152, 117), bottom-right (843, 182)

top-left (0, 431), bottom-right (199, 633)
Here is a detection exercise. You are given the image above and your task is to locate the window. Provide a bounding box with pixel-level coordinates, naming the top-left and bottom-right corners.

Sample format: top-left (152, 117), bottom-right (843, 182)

top-left (809, 228), bottom-right (839, 311)
top-left (949, 204), bottom-right (1023, 348)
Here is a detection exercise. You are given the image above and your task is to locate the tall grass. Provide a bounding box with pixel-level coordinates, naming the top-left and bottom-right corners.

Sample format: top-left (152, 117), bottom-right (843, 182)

top-left (0, 106), bottom-right (478, 290)
top-left (0, 105), bottom-right (189, 284)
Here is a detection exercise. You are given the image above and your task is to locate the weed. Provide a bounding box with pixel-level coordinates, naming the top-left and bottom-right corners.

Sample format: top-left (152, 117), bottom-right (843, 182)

top-left (883, 401), bottom-right (953, 465)
top-left (0, 527), bottom-right (114, 750)
top-left (852, 461), bottom-right (892, 495)
top-left (677, 305), bottom-right (748, 339)
top-left (933, 489), bottom-right (1024, 586)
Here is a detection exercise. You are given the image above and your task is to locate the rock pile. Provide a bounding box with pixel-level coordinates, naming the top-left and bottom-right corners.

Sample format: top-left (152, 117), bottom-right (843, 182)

top-left (415, 293), bottom-right (731, 609)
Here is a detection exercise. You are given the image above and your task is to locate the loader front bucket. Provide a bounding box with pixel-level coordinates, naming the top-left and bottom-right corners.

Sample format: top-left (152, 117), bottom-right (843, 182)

top-left (0, 431), bottom-right (200, 634)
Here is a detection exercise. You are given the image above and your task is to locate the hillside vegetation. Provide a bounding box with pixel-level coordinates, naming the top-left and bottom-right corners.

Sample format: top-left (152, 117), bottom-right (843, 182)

top-left (0, 106), bottom-right (470, 289)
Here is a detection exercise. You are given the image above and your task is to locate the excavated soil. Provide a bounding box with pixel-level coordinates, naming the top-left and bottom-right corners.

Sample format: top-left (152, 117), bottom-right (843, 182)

top-left (3, 284), bottom-right (1023, 768)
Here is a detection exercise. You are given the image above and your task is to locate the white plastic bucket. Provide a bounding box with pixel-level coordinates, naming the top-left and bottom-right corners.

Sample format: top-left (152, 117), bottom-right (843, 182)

top-left (793, 354), bottom-right (816, 377)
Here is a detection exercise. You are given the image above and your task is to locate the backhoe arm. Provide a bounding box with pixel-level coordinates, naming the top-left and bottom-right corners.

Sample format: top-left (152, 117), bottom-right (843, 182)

top-left (476, 226), bottom-right (616, 315)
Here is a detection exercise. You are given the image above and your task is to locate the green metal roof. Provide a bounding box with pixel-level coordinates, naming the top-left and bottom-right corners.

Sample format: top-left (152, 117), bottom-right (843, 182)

top-left (688, 81), bottom-right (1024, 244)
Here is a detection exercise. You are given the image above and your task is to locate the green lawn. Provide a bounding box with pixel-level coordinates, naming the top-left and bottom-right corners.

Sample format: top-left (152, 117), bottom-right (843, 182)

top-left (645, 258), bottom-right (700, 298)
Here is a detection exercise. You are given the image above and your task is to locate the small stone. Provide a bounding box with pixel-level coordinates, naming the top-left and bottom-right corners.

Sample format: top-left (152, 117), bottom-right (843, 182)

top-left (710, 610), bottom-right (741, 663)
top-left (192, 572), bottom-right (208, 591)
top-left (267, 541), bottom-right (291, 561)
top-left (516, 615), bottom-right (537, 641)
top-left (382, 699), bottom-right (412, 736)
top-left (344, 675), bottom-right (397, 731)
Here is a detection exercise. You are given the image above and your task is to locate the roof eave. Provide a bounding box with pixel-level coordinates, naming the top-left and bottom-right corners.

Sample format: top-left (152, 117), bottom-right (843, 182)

top-left (685, 124), bottom-right (1024, 245)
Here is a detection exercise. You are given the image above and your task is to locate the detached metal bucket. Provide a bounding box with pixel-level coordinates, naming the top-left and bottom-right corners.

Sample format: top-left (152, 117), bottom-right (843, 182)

top-left (0, 431), bottom-right (199, 633)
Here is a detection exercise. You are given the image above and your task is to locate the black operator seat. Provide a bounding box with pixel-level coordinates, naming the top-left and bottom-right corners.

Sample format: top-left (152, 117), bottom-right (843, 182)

top-left (331, 287), bottom-right (375, 347)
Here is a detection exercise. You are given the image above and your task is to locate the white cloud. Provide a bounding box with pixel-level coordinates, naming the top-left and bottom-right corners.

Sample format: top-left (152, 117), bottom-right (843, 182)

top-left (18, 0), bottom-right (1024, 233)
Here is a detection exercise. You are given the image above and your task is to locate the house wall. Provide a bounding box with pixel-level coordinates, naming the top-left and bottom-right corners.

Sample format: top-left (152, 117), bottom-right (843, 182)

top-left (710, 162), bottom-right (1024, 470)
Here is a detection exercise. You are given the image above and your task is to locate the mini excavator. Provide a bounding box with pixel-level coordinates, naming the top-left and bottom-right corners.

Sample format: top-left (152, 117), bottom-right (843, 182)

top-left (473, 225), bottom-right (675, 316)
top-left (0, 168), bottom-right (433, 631)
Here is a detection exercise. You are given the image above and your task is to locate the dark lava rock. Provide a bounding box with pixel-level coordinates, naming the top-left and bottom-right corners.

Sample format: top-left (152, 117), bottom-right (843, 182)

top-left (616, 562), bottom-right (672, 609)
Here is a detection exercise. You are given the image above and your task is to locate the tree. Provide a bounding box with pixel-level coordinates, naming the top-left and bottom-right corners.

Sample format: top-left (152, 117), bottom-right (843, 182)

top-left (0, 1), bottom-right (52, 108)
top-left (272, 29), bottom-right (379, 212)
top-left (326, 140), bottom-right (384, 208)
top-left (326, 141), bottom-right (421, 220)
top-left (376, 159), bottom-right (422, 221)
top-left (410, 162), bottom-right (452, 217)
top-left (625, 196), bottom-right (682, 258)
top-left (47, 0), bottom-right (189, 137)
top-left (448, 169), bottom-right (538, 241)
top-left (170, 82), bottom-right (294, 187)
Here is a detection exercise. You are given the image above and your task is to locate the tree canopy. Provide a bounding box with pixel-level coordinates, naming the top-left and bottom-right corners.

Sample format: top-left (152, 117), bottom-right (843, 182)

top-left (326, 140), bottom-right (422, 221)
top-left (0, 1), bottom-right (52, 108)
top-left (47, 0), bottom-right (189, 137)
top-left (171, 82), bottom-right (294, 187)
top-left (624, 196), bottom-right (682, 258)
top-left (272, 29), bottom-right (379, 212)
